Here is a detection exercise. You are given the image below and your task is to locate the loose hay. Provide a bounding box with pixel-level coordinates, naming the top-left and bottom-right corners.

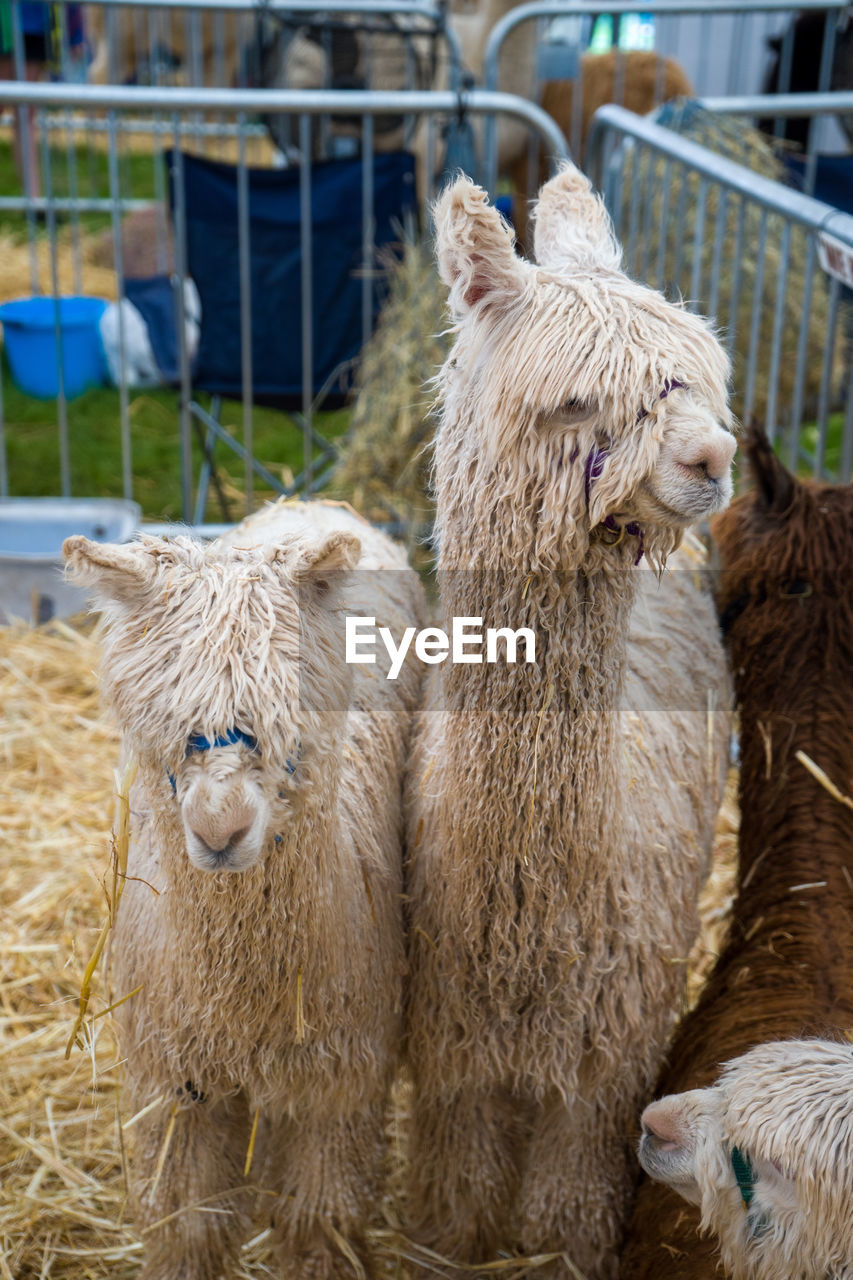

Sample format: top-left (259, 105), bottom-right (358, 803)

top-left (0, 228), bottom-right (118, 305)
top-left (331, 234), bottom-right (449, 557)
top-left (0, 619), bottom-right (739, 1276)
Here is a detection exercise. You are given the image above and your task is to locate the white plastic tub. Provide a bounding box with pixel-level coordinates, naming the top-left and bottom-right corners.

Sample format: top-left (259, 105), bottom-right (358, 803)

top-left (0, 498), bottom-right (140, 624)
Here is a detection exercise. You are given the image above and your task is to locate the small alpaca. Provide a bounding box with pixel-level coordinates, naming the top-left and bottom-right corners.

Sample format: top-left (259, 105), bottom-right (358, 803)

top-left (620, 423), bottom-right (853, 1278)
top-left (639, 1039), bottom-right (853, 1280)
top-left (404, 164), bottom-right (735, 1280)
top-left (64, 501), bottom-right (425, 1280)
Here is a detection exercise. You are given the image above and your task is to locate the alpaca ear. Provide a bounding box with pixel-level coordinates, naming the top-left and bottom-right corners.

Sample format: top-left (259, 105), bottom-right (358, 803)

top-left (533, 162), bottom-right (622, 273)
top-left (433, 175), bottom-right (526, 317)
top-left (293, 531), bottom-right (361, 599)
top-left (63, 535), bottom-right (156, 604)
top-left (745, 419), bottom-right (796, 514)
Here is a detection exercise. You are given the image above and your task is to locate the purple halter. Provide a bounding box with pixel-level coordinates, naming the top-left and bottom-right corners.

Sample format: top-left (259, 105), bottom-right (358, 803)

top-left (583, 380), bottom-right (687, 566)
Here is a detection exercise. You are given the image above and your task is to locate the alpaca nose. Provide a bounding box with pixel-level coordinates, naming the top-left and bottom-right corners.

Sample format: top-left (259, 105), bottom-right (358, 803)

top-left (187, 806), bottom-right (254, 856)
top-left (641, 1102), bottom-right (683, 1149)
top-left (677, 428), bottom-right (737, 482)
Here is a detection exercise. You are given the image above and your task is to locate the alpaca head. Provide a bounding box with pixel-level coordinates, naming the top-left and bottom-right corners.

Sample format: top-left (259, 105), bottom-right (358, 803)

top-left (433, 164), bottom-right (735, 567)
top-left (638, 1039), bottom-right (853, 1280)
top-left (712, 420), bottom-right (853, 671)
top-left (64, 529), bottom-right (360, 872)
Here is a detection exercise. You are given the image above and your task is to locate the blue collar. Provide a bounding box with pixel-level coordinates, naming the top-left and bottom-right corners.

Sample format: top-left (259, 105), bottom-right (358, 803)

top-left (167, 730), bottom-right (298, 793)
top-left (187, 729), bottom-right (258, 754)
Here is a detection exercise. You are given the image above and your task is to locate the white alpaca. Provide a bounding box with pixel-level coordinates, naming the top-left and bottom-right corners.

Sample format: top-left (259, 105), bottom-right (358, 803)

top-left (640, 1039), bottom-right (853, 1280)
top-left (404, 165), bottom-right (734, 1280)
top-left (64, 501), bottom-right (425, 1280)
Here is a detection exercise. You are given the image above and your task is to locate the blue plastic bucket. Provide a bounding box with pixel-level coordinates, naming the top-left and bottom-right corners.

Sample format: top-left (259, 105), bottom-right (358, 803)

top-left (0, 295), bottom-right (108, 399)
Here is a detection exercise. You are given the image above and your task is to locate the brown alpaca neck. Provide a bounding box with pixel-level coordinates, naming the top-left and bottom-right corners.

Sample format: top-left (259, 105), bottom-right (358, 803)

top-left (736, 677), bottom-right (853, 895)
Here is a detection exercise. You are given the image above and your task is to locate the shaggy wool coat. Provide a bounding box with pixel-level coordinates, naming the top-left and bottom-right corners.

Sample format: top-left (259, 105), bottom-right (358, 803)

top-left (65, 502), bottom-right (425, 1280)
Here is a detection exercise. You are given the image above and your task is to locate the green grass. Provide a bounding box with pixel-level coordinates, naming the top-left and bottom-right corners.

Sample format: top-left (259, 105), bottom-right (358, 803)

top-left (0, 138), bottom-right (159, 239)
top-left (797, 412), bottom-right (847, 478)
top-left (0, 138), bottom-right (351, 520)
top-left (2, 365), bottom-right (350, 522)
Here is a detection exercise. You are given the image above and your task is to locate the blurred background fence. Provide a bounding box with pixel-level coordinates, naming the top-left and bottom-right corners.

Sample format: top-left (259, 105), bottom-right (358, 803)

top-left (0, 0), bottom-right (850, 545)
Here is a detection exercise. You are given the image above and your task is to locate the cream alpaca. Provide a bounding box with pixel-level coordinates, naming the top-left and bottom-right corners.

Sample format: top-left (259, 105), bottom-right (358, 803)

top-left (404, 165), bottom-right (734, 1280)
top-left (640, 1039), bottom-right (853, 1280)
top-left (64, 502), bottom-right (424, 1280)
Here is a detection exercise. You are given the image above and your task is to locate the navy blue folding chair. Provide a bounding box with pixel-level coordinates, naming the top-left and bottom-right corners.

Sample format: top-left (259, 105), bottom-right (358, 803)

top-left (167, 147), bottom-right (417, 522)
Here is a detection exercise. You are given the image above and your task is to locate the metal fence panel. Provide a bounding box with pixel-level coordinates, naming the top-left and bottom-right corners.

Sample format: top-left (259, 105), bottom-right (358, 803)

top-left (588, 103), bottom-right (853, 482)
top-left (481, 0), bottom-right (852, 190)
top-left (0, 80), bottom-right (568, 521)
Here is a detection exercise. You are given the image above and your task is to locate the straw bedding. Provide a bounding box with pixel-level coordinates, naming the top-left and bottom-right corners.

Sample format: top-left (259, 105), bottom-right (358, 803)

top-left (0, 229), bottom-right (118, 305)
top-left (0, 618), bottom-right (738, 1277)
top-left (331, 234), bottom-right (448, 560)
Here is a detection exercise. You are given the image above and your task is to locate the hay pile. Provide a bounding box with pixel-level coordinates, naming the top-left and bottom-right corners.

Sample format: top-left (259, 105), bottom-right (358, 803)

top-left (0, 228), bottom-right (118, 304)
top-left (620, 101), bottom-right (844, 426)
top-left (0, 619), bottom-right (131, 1276)
top-left (0, 618), bottom-right (739, 1276)
top-left (331, 234), bottom-right (449, 556)
top-left (0, 117), bottom-right (277, 167)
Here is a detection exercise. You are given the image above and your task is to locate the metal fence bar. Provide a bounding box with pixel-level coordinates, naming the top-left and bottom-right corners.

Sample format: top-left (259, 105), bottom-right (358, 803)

top-left (789, 237), bottom-right (816, 472)
top-left (726, 194), bottom-right (747, 364)
top-left (742, 207), bottom-right (768, 426)
top-left (485, 0), bottom-right (850, 92)
top-left (764, 220), bottom-right (790, 444)
top-left (815, 276), bottom-right (840, 478)
top-left (73, 0), bottom-right (448, 12)
top-left (654, 154), bottom-right (672, 293)
top-left (0, 112), bottom-right (269, 139)
top-left (0, 84), bottom-right (568, 515)
top-left (626, 140), bottom-right (643, 274)
top-left (107, 110), bottom-right (133, 502)
top-left (773, 19), bottom-right (796, 139)
top-left (236, 111), bottom-right (253, 513)
top-left (40, 111), bottom-right (72, 499)
top-left (701, 91), bottom-right (853, 117)
top-left (299, 112), bottom-right (314, 494)
top-left (670, 162), bottom-right (689, 288)
top-left (707, 185), bottom-right (727, 325)
top-left (170, 130), bottom-right (194, 524)
top-left (591, 102), bottom-right (851, 484)
top-left (842, 362), bottom-right (853, 483)
top-left (588, 106), bottom-right (853, 248)
top-left (0, 84), bottom-right (571, 175)
top-left (361, 113), bottom-right (375, 351)
top-left (10, 0), bottom-right (38, 292)
top-left (688, 175), bottom-right (707, 311)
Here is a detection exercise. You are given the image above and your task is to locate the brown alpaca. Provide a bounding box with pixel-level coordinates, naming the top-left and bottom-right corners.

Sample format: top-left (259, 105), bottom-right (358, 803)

top-left (64, 501), bottom-right (425, 1280)
top-left (620, 423), bottom-right (853, 1278)
top-left (404, 165), bottom-right (735, 1280)
top-left (511, 51), bottom-right (693, 247)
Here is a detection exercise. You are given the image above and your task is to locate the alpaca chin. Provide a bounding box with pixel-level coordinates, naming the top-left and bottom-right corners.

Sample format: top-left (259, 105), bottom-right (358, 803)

top-left (184, 830), bottom-right (266, 873)
top-left (640, 470), bottom-right (733, 525)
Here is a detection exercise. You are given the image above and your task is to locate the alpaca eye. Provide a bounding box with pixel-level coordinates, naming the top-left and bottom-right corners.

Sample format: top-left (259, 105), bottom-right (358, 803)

top-left (558, 399), bottom-right (594, 423)
top-left (780, 578), bottom-right (812, 599)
